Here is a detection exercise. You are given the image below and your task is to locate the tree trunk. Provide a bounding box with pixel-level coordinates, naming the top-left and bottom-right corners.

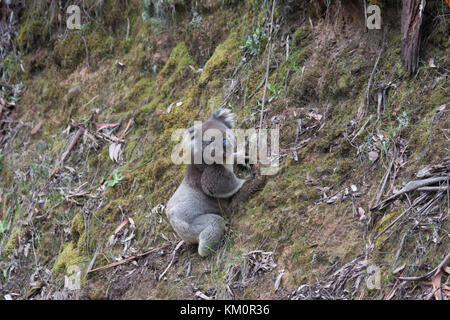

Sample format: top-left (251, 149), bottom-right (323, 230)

top-left (401, 0), bottom-right (426, 75)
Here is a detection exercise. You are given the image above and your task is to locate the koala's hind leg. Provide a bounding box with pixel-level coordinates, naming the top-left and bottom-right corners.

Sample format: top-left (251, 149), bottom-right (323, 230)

top-left (190, 214), bottom-right (225, 257)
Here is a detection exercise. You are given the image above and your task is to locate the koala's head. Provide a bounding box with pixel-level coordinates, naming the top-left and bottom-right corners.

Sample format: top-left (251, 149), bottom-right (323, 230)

top-left (184, 108), bottom-right (236, 165)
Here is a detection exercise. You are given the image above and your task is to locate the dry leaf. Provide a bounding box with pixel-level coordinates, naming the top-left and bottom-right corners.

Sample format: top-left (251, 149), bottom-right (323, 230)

top-left (109, 143), bottom-right (122, 163)
top-left (119, 119), bottom-right (134, 139)
top-left (442, 284), bottom-right (450, 297)
top-left (30, 120), bottom-right (43, 135)
top-left (108, 234), bottom-right (116, 246)
top-left (307, 112), bottom-right (322, 121)
top-left (194, 291), bottom-right (212, 300)
top-left (96, 121), bottom-right (120, 131)
top-left (368, 151), bottom-right (379, 162)
top-left (113, 217), bottom-right (129, 236)
top-left (393, 264), bottom-right (405, 274)
top-left (428, 57), bottom-right (437, 68)
top-left (426, 271), bottom-right (442, 300)
top-left (358, 207), bottom-right (366, 220)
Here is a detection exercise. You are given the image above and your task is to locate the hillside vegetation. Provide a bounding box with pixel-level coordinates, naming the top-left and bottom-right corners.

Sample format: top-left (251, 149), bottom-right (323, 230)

top-left (0, 0), bottom-right (448, 300)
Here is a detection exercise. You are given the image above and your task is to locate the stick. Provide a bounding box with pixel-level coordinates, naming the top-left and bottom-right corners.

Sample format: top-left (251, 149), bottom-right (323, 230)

top-left (159, 240), bottom-right (184, 281)
top-left (417, 186), bottom-right (449, 192)
top-left (371, 148), bottom-right (396, 208)
top-left (258, 0), bottom-right (276, 136)
top-left (0, 82), bottom-right (13, 89)
top-left (81, 34), bottom-right (90, 70)
top-left (49, 127), bottom-right (84, 178)
top-left (398, 252), bottom-right (450, 281)
top-left (357, 39), bottom-right (384, 120)
top-left (366, 42), bottom-right (384, 108)
top-left (351, 115), bottom-right (373, 143)
top-left (80, 95), bottom-right (98, 112)
top-left (372, 176), bottom-right (449, 210)
top-left (87, 244), bottom-right (172, 274)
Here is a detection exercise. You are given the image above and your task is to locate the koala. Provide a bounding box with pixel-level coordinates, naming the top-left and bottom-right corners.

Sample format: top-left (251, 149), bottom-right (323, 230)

top-left (166, 108), bottom-right (245, 257)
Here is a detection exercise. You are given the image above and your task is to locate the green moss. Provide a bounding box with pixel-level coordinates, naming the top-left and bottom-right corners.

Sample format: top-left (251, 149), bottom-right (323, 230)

top-left (52, 242), bottom-right (86, 274)
top-left (374, 208), bottom-right (403, 247)
top-left (160, 42), bottom-right (193, 77)
top-left (4, 228), bottom-right (21, 256)
top-left (70, 213), bottom-right (84, 248)
top-left (53, 33), bottom-right (85, 72)
top-left (292, 26), bottom-right (311, 47)
top-left (1, 55), bottom-right (23, 83)
top-left (159, 42), bottom-right (195, 98)
top-left (18, 20), bottom-right (43, 53)
top-left (126, 77), bottom-right (155, 105)
top-left (199, 32), bottom-right (240, 84)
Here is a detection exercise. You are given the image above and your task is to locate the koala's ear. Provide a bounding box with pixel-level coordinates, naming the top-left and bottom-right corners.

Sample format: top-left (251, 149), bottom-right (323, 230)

top-left (210, 108), bottom-right (235, 128)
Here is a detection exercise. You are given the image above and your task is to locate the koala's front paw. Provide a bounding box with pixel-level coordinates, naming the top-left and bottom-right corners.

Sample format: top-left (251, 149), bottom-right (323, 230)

top-left (229, 175), bottom-right (267, 214)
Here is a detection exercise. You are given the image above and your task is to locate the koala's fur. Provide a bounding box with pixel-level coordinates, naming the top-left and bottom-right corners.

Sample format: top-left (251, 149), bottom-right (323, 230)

top-left (166, 108), bottom-right (245, 257)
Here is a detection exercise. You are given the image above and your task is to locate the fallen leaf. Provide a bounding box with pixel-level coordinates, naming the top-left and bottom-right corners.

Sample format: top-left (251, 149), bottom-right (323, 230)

top-left (108, 234), bottom-right (116, 246)
top-left (426, 271), bottom-right (442, 300)
top-left (96, 122), bottom-right (120, 131)
top-left (368, 151), bottom-right (379, 162)
top-left (113, 217), bottom-right (129, 236)
top-left (167, 103), bottom-right (174, 113)
top-left (30, 120), bottom-right (43, 135)
top-left (428, 57), bottom-right (437, 68)
top-left (119, 119), bottom-right (134, 139)
top-left (358, 207), bottom-right (366, 220)
top-left (393, 264), bottom-right (405, 274)
top-left (109, 143), bottom-right (122, 163)
top-left (442, 284), bottom-right (450, 297)
top-left (194, 291), bottom-right (212, 300)
top-left (307, 112), bottom-right (322, 121)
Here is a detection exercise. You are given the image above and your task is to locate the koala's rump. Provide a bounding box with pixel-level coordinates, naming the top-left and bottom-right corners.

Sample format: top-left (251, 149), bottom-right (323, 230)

top-left (166, 180), bottom-right (219, 243)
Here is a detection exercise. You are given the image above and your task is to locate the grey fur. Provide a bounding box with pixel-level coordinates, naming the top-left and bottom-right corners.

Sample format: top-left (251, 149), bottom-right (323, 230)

top-left (166, 109), bottom-right (245, 257)
top-left (209, 108), bottom-right (235, 128)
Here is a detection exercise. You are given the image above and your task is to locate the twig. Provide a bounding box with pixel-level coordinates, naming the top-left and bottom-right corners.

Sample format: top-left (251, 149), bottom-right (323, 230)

top-left (247, 78), bottom-right (265, 100)
top-left (367, 42), bottom-right (384, 108)
top-left (0, 82), bottom-right (13, 89)
top-left (363, 0), bottom-right (368, 32)
top-left (372, 176), bottom-right (449, 210)
top-left (81, 34), bottom-right (90, 70)
top-left (86, 248), bottom-right (99, 273)
top-left (417, 186), bottom-right (449, 192)
top-left (159, 240), bottom-right (184, 281)
top-left (373, 205), bottom-right (414, 241)
top-left (371, 147), bottom-right (396, 208)
top-left (126, 18), bottom-right (130, 41)
top-left (119, 118), bottom-right (134, 139)
top-left (80, 95), bottom-right (99, 112)
top-left (49, 127), bottom-right (84, 178)
top-left (351, 115), bottom-right (373, 143)
top-left (398, 252), bottom-right (450, 281)
top-left (88, 244), bottom-right (172, 274)
top-left (356, 40), bottom-right (384, 120)
top-left (258, 0), bottom-right (276, 135)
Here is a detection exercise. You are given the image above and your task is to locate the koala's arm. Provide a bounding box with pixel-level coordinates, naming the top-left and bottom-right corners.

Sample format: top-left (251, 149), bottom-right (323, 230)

top-left (201, 165), bottom-right (245, 199)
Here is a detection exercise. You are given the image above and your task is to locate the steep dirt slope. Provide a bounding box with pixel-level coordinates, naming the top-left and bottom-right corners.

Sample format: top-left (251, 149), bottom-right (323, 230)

top-left (0, 0), bottom-right (448, 300)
